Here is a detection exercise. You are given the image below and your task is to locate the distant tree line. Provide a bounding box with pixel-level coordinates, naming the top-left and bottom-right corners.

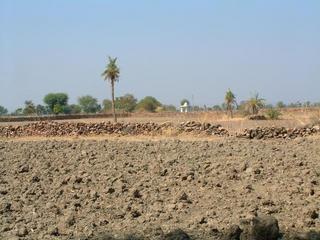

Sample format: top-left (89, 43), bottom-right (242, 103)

top-left (1, 92), bottom-right (319, 117)
top-left (0, 93), bottom-right (178, 116)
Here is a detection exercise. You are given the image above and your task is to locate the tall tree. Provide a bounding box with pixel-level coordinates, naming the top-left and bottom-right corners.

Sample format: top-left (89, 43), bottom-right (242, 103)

top-left (224, 89), bottom-right (236, 118)
top-left (101, 57), bottom-right (120, 122)
top-left (246, 93), bottom-right (265, 115)
top-left (23, 100), bottom-right (36, 115)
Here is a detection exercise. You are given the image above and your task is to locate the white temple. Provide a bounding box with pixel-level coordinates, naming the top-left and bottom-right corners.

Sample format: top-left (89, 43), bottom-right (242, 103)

top-left (180, 102), bottom-right (190, 113)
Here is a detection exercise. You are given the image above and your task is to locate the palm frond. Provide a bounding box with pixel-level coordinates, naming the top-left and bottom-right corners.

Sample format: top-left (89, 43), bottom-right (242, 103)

top-left (101, 56), bottom-right (120, 82)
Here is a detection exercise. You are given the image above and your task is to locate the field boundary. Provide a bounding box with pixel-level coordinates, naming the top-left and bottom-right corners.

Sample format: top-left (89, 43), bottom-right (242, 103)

top-left (0, 113), bottom-right (130, 122)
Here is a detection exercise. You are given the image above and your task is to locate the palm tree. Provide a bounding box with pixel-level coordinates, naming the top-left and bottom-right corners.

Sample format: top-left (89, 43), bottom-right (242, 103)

top-left (101, 57), bottom-right (120, 122)
top-left (246, 93), bottom-right (265, 115)
top-left (224, 89), bottom-right (236, 118)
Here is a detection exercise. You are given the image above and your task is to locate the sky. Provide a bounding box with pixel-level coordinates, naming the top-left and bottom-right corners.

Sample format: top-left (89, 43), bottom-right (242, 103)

top-left (0, 0), bottom-right (319, 111)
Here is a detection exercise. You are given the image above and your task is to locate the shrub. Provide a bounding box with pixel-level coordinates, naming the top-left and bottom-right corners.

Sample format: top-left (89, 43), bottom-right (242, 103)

top-left (266, 108), bottom-right (281, 120)
top-left (276, 101), bottom-right (286, 108)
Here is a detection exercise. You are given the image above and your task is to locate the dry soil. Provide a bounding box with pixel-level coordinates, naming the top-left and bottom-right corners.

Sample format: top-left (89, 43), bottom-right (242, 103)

top-left (1, 137), bottom-right (320, 239)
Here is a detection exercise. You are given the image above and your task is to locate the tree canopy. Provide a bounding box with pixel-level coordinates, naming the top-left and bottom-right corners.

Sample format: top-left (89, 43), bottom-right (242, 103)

top-left (101, 57), bottom-right (120, 83)
top-left (43, 93), bottom-right (69, 114)
top-left (115, 94), bottom-right (137, 112)
top-left (136, 96), bottom-right (162, 112)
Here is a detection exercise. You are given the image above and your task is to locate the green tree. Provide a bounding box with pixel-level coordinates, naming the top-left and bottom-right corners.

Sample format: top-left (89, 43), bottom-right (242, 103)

top-left (53, 104), bottom-right (64, 115)
top-left (115, 94), bottom-right (137, 112)
top-left (101, 56), bottom-right (120, 122)
top-left (136, 96), bottom-right (161, 112)
top-left (23, 100), bottom-right (36, 115)
top-left (224, 89), bottom-right (237, 118)
top-left (276, 101), bottom-right (286, 108)
top-left (102, 99), bottom-right (112, 112)
top-left (0, 105), bottom-right (8, 116)
top-left (36, 105), bottom-right (48, 115)
top-left (44, 93), bottom-right (69, 113)
top-left (78, 95), bottom-right (101, 113)
top-left (245, 93), bottom-right (265, 115)
top-left (68, 104), bottom-right (82, 114)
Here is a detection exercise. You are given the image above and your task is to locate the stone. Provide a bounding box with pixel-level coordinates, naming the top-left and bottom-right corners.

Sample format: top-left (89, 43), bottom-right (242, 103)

top-left (224, 225), bottom-right (242, 240)
top-left (240, 215), bottom-right (279, 240)
top-left (290, 231), bottom-right (320, 240)
top-left (164, 229), bottom-right (190, 240)
top-left (16, 226), bottom-right (28, 237)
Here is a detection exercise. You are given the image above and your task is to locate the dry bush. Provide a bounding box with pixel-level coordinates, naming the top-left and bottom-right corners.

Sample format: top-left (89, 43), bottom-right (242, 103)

top-left (266, 108), bottom-right (281, 120)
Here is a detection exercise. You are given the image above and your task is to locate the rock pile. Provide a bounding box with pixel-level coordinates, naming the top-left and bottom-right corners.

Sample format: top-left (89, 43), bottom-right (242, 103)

top-left (238, 125), bottom-right (320, 139)
top-left (247, 115), bottom-right (267, 120)
top-left (0, 121), bottom-right (229, 138)
top-left (223, 215), bottom-right (320, 240)
top-left (2, 121), bottom-right (320, 139)
top-left (178, 121), bottom-right (229, 136)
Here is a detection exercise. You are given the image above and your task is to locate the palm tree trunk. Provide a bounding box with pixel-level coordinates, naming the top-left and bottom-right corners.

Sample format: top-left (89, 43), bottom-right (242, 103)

top-left (111, 81), bottom-right (117, 122)
top-left (227, 104), bottom-right (233, 118)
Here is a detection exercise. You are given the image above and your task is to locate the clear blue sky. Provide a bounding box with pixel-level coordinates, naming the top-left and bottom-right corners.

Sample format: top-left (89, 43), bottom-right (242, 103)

top-left (1, 0), bottom-right (319, 111)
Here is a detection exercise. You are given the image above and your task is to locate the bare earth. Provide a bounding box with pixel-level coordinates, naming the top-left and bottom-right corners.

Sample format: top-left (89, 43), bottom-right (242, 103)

top-left (1, 136), bottom-right (320, 239)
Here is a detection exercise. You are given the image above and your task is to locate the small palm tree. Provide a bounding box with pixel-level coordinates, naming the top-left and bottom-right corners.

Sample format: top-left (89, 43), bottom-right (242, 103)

top-left (224, 89), bottom-right (236, 118)
top-left (246, 93), bottom-right (265, 115)
top-left (101, 57), bottom-right (120, 122)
